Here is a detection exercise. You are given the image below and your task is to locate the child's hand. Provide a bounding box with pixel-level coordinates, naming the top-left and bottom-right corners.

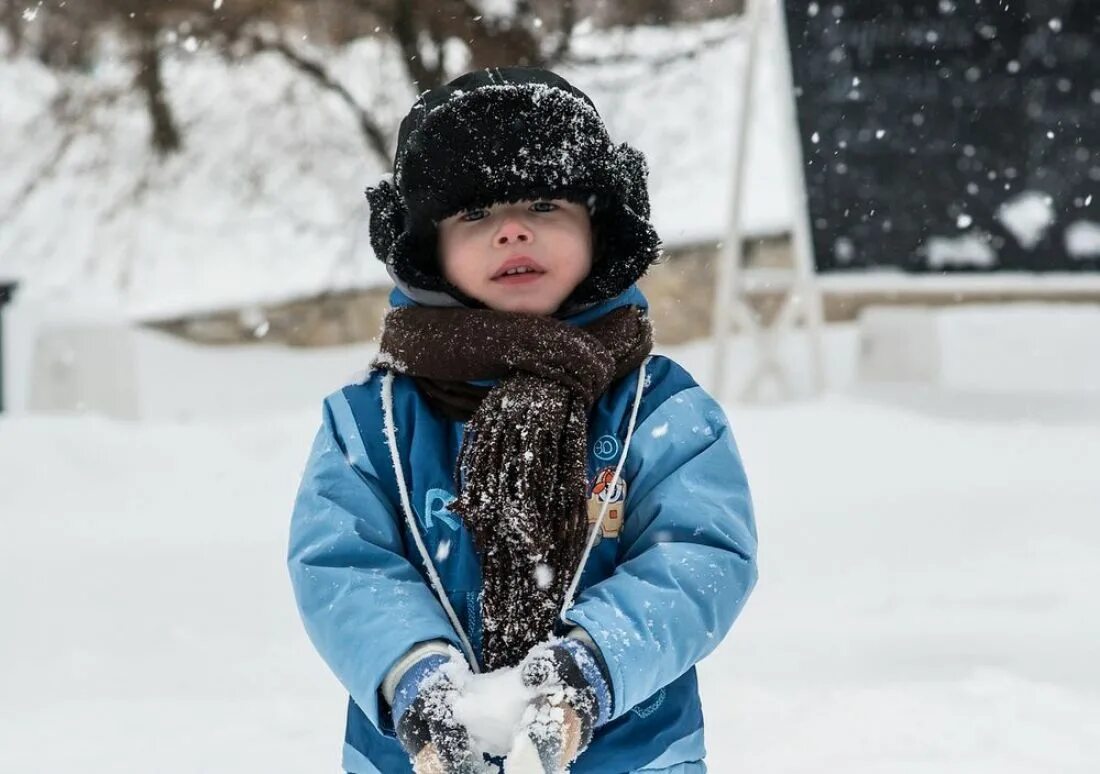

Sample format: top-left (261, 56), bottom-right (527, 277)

top-left (392, 653), bottom-right (481, 774)
top-left (505, 639), bottom-right (612, 773)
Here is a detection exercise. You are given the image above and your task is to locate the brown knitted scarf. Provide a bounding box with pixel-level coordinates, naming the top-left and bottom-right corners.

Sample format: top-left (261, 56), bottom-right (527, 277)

top-left (374, 305), bottom-right (652, 669)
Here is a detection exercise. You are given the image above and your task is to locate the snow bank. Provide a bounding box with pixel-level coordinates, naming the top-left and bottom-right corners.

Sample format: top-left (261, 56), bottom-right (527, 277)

top-left (858, 303), bottom-right (1100, 394)
top-left (1, 295), bottom-right (370, 417)
top-left (936, 304), bottom-right (1100, 393)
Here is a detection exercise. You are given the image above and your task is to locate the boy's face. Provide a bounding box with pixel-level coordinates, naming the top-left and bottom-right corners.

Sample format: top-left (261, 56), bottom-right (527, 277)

top-left (437, 199), bottom-right (592, 315)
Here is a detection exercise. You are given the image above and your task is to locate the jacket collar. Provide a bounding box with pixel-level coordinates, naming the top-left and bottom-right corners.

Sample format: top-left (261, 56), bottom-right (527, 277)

top-left (386, 284), bottom-right (650, 325)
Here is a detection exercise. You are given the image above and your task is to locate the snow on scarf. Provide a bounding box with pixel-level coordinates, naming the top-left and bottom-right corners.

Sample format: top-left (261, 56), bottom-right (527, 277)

top-left (374, 305), bottom-right (652, 669)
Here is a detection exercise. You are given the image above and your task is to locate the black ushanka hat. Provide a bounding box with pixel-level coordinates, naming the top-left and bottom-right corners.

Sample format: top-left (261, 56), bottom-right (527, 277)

top-left (366, 67), bottom-right (662, 309)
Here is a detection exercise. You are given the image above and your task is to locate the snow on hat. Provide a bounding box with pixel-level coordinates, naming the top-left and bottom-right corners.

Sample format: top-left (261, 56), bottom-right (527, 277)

top-left (366, 66), bottom-right (662, 309)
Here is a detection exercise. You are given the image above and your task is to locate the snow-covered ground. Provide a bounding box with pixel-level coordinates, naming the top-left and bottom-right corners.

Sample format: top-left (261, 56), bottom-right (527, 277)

top-left (2, 314), bottom-right (1099, 773)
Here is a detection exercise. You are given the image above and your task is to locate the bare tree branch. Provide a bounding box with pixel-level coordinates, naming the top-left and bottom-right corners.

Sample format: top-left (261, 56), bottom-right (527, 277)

top-left (562, 22), bottom-right (738, 69)
top-left (13, 0), bottom-right (744, 165)
top-left (248, 30), bottom-right (393, 162)
top-left (132, 18), bottom-right (183, 154)
top-left (547, 0), bottom-right (577, 65)
top-left (388, 0), bottom-right (441, 91)
top-left (1, 0), bottom-right (24, 57)
top-left (453, 0), bottom-right (544, 69)
top-left (0, 132), bottom-right (76, 224)
top-left (0, 83), bottom-right (128, 223)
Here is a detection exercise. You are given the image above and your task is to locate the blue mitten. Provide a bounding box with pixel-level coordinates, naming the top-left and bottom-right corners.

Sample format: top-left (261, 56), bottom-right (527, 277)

top-left (509, 637), bottom-right (612, 772)
top-left (390, 651), bottom-right (481, 774)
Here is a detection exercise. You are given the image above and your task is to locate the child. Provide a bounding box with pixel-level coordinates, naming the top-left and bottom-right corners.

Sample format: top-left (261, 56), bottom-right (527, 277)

top-left (288, 67), bottom-right (758, 774)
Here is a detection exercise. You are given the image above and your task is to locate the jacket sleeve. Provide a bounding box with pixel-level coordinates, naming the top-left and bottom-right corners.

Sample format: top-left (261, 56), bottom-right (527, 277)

top-left (287, 391), bottom-right (463, 732)
top-left (563, 383), bottom-right (758, 720)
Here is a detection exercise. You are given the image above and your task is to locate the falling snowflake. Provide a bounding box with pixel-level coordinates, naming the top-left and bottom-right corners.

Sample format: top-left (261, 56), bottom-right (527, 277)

top-left (533, 564), bottom-right (553, 590)
top-left (997, 191), bottom-right (1055, 250)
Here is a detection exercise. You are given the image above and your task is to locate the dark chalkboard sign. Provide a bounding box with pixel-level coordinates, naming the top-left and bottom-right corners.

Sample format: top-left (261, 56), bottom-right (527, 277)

top-left (783, 0), bottom-right (1100, 273)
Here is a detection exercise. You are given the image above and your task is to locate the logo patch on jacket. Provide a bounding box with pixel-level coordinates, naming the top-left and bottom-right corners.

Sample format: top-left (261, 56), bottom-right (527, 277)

top-left (587, 466), bottom-right (627, 542)
top-left (592, 434), bottom-right (621, 461)
top-left (422, 488), bottom-right (460, 531)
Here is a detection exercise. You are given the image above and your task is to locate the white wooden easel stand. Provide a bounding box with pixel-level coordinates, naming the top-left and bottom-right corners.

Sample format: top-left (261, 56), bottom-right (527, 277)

top-left (710, 0), bottom-right (826, 403)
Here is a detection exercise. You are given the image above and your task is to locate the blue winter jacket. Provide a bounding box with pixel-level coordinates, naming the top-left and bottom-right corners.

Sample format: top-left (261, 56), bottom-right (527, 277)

top-left (288, 286), bottom-right (758, 773)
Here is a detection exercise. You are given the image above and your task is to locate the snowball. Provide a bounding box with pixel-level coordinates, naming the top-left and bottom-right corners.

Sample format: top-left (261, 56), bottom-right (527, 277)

top-left (452, 667), bottom-right (537, 757)
top-left (505, 733), bottom-right (546, 774)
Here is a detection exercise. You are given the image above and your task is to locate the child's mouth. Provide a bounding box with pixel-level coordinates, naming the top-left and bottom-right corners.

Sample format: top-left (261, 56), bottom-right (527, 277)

top-left (491, 257), bottom-right (546, 284)
top-left (493, 266), bottom-right (545, 284)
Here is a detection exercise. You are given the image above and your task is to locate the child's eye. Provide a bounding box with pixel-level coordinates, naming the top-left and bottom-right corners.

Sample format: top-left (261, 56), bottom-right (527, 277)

top-left (460, 208), bottom-right (489, 222)
top-left (530, 201), bottom-right (559, 213)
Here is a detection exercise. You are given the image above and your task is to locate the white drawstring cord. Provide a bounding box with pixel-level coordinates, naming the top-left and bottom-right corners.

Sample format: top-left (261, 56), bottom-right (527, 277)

top-left (559, 357), bottom-right (649, 621)
top-left (381, 371), bottom-right (480, 672)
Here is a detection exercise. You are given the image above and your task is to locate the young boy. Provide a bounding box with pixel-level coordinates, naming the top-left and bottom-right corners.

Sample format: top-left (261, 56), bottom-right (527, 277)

top-left (288, 67), bottom-right (758, 774)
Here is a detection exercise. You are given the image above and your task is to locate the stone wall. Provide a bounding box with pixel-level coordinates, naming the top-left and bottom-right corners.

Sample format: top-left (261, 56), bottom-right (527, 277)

top-left (149, 236), bottom-right (1100, 347)
top-left (149, 241), bottom-right (759, 347)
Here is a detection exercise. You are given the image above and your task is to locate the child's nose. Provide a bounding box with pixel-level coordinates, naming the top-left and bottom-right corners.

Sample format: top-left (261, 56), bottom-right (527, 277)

top-left (494, 218), bottom-right (532, 246)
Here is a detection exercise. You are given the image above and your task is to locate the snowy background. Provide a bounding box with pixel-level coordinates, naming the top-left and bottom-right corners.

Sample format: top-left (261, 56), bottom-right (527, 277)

top-left (3, 9), bottom-right (1100, 774)
top-left (0, 17), bottom-right (791, 321)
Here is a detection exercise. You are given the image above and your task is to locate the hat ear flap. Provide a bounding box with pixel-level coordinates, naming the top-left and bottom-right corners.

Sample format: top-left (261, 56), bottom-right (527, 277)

top-left (366, 177), bottom-right (406, 264)
top-left (613, 143), bottom-right (651, 220)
